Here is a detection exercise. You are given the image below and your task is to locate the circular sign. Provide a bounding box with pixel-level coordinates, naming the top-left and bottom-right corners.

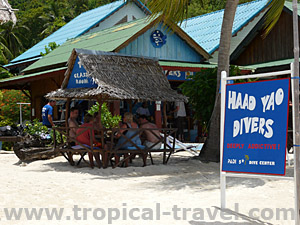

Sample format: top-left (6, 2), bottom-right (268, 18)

top-left (150, 30), bottom-right (167, 48)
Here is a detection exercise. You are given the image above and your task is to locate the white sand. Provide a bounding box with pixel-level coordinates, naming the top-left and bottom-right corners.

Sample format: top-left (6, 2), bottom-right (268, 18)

top-left (0, 150), bottom-right (295, 225)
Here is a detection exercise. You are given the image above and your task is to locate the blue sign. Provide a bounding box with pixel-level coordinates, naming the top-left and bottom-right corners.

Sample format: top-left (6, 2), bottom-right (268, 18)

top-left (165, 70), bottom-right (194, 81)
top-left (67, 57), bottom-right (98, 89)
top-left (222, 78), bottom-right (290, 175)
top-left (150, 30), bottom-right (167, 48)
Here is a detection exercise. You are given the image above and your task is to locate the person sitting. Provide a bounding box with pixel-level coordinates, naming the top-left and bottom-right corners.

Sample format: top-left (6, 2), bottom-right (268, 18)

top-left (138, 115), bottom-right (162, 149)
top-left (93, 112), bottom-right (103, 130)
top-left (66, 107), bottom-right (79, 165)
top-left (116, 112), bottom-right (142, 149)
top-left (115, 112), bottom-right (142, 166)
top-left (76, 114), bottom-right (101, 168)
top-left (68, 107), bottom-right (79, 144)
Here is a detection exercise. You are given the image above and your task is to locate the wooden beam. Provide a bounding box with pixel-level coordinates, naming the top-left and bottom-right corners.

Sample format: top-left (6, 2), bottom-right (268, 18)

top-left (155, 101), bottom-right (162, 128)
top-left (163, 102), bottom-right (167, 128)
top-left (21, 89), bottom-right (31, 100)
top-left (50, 78), bottom-right (60, 88)
top-left (65, 98), bottom-right (71, 135)
top-left (113, 100), bottom-right (120, 115)
top-left (128, 100), bottom-right (133, 113)
top-left (96, 97), bottom-right (104, 146)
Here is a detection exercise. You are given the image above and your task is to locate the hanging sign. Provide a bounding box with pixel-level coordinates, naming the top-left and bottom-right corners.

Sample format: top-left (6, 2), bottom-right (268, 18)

top-left (222, 78), bottom-right (290, 175)
top-left (150, 30), bottom-right (167, 48)
top-left (67, 57), bottom-right (98, 89)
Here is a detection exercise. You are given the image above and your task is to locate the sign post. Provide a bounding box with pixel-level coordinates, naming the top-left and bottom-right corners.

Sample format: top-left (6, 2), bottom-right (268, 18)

top-left (292, 0), bottom-right (300, 223)
top-left (220, 67), bottom-right (296, 223)
top-left (220, 71), bottom-right (227, 209)
top-left (291, 64), bottom-right (300, 225)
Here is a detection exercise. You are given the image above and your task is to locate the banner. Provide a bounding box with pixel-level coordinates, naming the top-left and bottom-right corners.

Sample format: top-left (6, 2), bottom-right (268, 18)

top-left (222, 78), bottom-right (290, 175)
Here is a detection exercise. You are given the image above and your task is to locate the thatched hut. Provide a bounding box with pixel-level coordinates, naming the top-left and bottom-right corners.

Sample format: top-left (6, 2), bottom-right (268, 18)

top-left (47, 48), bottom-right (187, 102)
top-left (46, 48), bottom-right (187, 127)
top-left (0, 0), bottom-right (17, 24)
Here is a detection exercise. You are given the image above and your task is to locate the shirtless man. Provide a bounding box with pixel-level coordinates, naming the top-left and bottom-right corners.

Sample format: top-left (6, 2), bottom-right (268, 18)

top-left (138, 115), bottom-right (161, 149)
top-left (68, 107), bottom-right (79, 140)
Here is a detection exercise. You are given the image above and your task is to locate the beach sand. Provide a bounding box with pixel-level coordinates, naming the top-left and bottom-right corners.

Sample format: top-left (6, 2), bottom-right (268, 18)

top-left (0, 150), bottom-right (295, 225)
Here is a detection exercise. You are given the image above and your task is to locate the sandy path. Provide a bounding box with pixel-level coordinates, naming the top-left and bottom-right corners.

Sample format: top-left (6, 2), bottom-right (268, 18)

top-left (0, 151), bottom-right (295, 225)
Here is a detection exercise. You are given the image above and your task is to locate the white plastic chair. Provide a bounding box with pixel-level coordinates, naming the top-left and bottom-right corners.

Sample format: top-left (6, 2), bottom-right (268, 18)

top-left (160, 133), bottom-right (199, 156)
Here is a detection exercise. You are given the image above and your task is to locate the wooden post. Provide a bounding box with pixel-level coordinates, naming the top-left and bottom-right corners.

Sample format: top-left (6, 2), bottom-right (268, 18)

top-left (53, 127), bottom-right (57, 149)
top-left (65, 98), bottom-right (71, 135)
top-left (292, 1), bottom-right (300, 223)
top-left (128, 100), bottom-right (133, 113)
top-left (113, 100), bottom-right (120, 115)
top-left (163, 102), bottom-right (167, 128)
top-left (155, 101), bottom-right (162, 128)
top-left (96, 98), bottom-right (104, 146)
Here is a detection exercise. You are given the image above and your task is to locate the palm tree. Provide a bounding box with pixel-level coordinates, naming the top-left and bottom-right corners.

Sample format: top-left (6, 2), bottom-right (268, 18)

top-left (146, 0), bottom-right (285, 162)
top-left (0, 21), bottom-right (28, 62)
top-left (39, 0), bottom-right (67, 37)
top-left (0, 44), bottom-right (12, 65)
top-left (198, 0), bottom-right (239, 162)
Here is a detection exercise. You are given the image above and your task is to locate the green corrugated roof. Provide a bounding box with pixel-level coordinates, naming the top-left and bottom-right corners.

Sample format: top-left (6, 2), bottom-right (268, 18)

top-left (159, 61), bottom-right (255, 71)
top-left (0, 67), bottom-right (67, 84)
top-left (23, 17), bottom-right (154, 73)
top-left (245, 58), bottom-right (296, 69)
top-left (159, 61), bottom-right (216, 68)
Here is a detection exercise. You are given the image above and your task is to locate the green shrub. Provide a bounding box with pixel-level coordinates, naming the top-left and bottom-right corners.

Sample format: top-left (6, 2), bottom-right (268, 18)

top-left (0, 115), bottom-right (14, 127)
top-left (87, 102), bottom-right (121, 128)
top-left (24, 118), bottom-right (48, 136)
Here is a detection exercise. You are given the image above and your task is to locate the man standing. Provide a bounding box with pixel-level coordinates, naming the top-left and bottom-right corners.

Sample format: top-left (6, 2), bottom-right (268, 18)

top-left (173, 101), bottom-right (186, 141)
top-left (42, 100), bottom-right (56, 128)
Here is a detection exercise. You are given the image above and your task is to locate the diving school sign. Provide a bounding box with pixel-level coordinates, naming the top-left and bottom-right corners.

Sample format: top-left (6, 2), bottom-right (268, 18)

top-left (67, 57), bottom-right (97, 89)
top-left (222, 78), bottom-right (290, 175)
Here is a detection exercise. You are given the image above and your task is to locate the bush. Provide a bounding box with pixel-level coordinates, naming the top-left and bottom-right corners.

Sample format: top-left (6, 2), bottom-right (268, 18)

top-left (0, 115), bottom-right (14, 127)
top-left (0, 115), bottom-right (15, 151)
top-left (87, 102), bottom-right (121, 128)
top-left (24, 118), bottom-right (48, 136)
top-left (179, 66), bottom-right (243, 128)
top-left (0, 90), bottom-right (30, 123)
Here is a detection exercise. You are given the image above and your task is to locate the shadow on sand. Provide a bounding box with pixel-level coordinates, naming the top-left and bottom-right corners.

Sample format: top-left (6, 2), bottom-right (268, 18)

top-left (23, 152), bottom-right (297, 192)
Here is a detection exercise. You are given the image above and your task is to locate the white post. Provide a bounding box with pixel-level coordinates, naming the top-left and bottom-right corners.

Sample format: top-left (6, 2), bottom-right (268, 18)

top-left (220, 71), bottom-right (227, 209)
top-left (292, 1), bottom-right (300, 223)
top-left (19, 104), bottom-right (22, 124)
top-left (291, 63), bottom-right (300, 225)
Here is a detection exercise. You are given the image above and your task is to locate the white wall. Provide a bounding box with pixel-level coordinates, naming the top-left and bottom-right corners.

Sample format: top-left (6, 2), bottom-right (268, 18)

top-left (86, 2), bottom-right (147, 34)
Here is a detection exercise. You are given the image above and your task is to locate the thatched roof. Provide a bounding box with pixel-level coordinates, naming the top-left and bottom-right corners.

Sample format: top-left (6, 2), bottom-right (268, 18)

top-left (0, 0), bottom-right (17, 24)
top-left (46, 49), bottom-right (187, 102)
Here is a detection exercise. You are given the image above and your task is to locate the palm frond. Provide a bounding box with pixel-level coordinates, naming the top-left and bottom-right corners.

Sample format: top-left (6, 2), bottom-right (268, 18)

top-left (262, 0), bottom-right (285, 39)
top-left (146, 0), bottom-right (190, 27)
